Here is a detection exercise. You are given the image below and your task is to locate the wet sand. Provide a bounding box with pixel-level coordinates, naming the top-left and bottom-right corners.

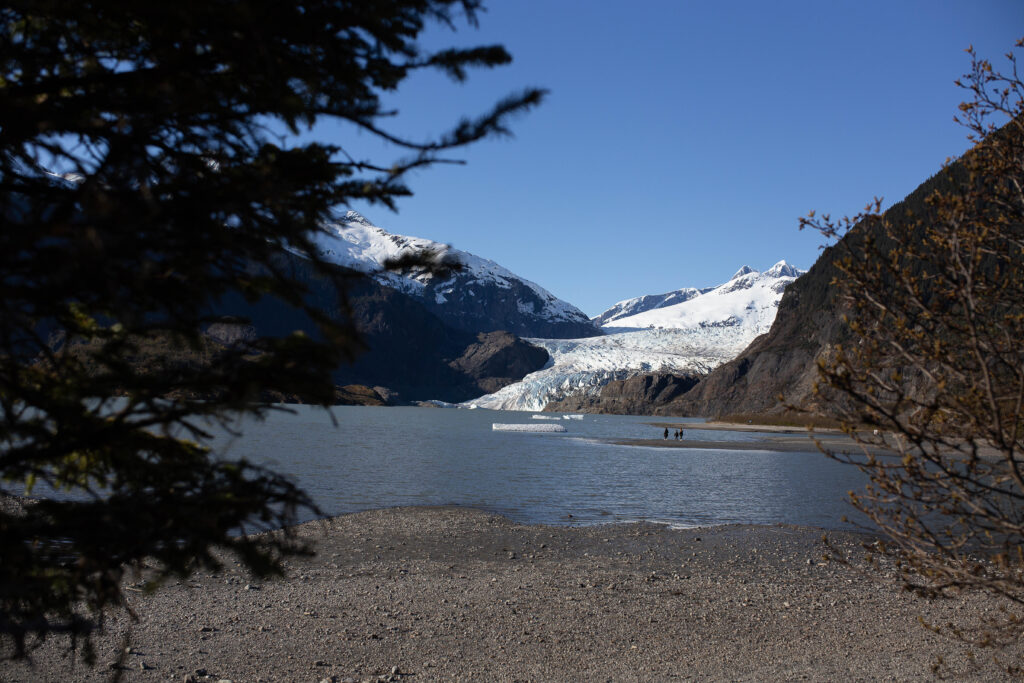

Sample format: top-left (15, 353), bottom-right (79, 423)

top-left (646, 421), bottom-right (842, 435)
top-left (611, 437), bottom-right (864, 454)
top-left (626, 423), bottom-right (883, 455)
top-left (3, 506), bottom-right (1020, 682)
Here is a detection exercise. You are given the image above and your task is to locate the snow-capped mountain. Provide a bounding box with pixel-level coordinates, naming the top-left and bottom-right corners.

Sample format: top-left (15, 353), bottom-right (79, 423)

top-left (467, 262), bottom-right (805, 411)
top-left (307, 211), bottom-right (600, 339)
top-left (592, 286), bottom-right (713, 326)
top-left (604, 260), bottom-right (803, 332)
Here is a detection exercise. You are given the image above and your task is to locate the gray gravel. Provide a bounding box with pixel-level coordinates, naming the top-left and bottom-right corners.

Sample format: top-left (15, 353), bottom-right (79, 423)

top-left (3, 505), bottom-right (1021, 681)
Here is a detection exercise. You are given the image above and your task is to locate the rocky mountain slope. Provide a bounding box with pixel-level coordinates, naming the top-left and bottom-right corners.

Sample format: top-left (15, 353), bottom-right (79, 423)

top-left (656, 164), bottom-right (964, 418)
top-left (209, 253), bottom-right (550, 404)
top-left (466, 262), bottom-right (804, 411)
top-left (545, 372), bottom-right (701, 415)
top-left (306, 212), bottom-right (600, 339)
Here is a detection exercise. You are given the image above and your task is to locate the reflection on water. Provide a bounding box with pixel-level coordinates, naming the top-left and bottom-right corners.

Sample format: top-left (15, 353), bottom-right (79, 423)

top-left (210, 406), bottom-right (868, 529)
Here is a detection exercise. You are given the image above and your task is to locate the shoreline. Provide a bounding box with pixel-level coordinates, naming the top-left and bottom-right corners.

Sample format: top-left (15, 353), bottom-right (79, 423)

top-left (5, 505), bottom-right (1020, 681)
top-left (646, 420), bottom-right (844, 434)
top-left (627, 422), bottom-right (894, 456)
top-left (610, 437), bottom-right (852, 453)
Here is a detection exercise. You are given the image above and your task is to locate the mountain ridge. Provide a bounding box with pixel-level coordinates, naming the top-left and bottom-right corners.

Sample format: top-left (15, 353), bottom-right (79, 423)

top-left (306, 211), bottom-right (601, 339)
top-left (466, 262), bottom-right (803, 411)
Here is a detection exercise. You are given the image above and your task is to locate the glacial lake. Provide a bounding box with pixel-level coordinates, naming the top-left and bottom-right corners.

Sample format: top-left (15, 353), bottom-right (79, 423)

top-left (211, 405), bottom-right (870, 530)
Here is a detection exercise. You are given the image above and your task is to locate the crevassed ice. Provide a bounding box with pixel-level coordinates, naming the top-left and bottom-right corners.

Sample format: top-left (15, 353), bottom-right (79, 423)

top-left (467, 262), bottom-right (805, 412)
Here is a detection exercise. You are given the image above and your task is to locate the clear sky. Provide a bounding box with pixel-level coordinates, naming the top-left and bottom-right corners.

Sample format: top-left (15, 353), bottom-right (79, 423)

top-left (316, 1), bottom-right (1023, 317)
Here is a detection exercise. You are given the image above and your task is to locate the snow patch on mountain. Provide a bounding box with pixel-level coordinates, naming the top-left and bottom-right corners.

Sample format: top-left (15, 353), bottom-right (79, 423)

top-left (306, 211), bottom-right (594, 331)
top-left (592, 286), bottom-right (712, 326)
top-left (467, 262), bottom-right (805, 411)
top-left (606, 260), bottom-right (802, 333)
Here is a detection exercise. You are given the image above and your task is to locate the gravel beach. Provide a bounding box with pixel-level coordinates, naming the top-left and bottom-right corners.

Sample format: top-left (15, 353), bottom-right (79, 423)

top-left (3, 505), bottom-right (1021, 682)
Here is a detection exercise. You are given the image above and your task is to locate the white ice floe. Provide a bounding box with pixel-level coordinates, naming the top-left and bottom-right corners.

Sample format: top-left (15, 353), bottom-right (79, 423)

top-left (563, 414), bottom-right (585, 420)
top-left (531, 415), bottom-right (561, 420)
top-left (492, 423), bottom-right (567, 433)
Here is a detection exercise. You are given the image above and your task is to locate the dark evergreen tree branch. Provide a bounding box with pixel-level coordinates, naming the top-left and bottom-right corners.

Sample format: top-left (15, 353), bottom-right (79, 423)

top-left (0, 0), bottom-right (544, 662)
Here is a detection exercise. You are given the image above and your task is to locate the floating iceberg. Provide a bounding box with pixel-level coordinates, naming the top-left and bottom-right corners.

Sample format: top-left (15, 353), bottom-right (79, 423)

top-left (492, 423), bottom-right (567, 433)
top-left (563, 414), bottom-right (584, 420)
top-left (531, 415), bottom-right (561, 420)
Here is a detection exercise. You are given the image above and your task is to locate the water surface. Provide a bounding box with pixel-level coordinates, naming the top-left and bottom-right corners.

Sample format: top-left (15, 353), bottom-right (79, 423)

top-left (212, 406), bottom-right (869, 529)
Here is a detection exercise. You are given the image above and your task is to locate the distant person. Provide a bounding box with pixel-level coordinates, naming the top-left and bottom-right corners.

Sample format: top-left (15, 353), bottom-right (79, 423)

top-left (679, 427), bottom-right (684, 439)
top-left (663, 427), bottom-right (669, 440)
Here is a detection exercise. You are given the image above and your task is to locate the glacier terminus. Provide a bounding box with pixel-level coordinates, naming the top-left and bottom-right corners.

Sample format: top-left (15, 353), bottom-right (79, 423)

top-left (466, 262), bottom-right (805, 411)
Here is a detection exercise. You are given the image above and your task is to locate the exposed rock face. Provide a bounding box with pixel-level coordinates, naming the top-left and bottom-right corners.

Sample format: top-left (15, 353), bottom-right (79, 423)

top-left (544, 372), bottom-right (700, 415)
top-left (659, 163), bottom-right (963, 418)
top-left (449, 331), bottom-right (550, 396)
top-left (204, 320), bottom-right (257, 346)
top-left (334, 385), bottom-right (389, 406)
top-left (255, 384), bottom-right (389, 406)
top-left (307, 211), bottom-right (602, 339)
top-left (210, 254), bottom-right (550, 403)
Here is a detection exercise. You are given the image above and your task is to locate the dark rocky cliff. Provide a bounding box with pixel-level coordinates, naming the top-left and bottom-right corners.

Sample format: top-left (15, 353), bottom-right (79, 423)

top-left (544, 372), bottom-right (701, 415)
top-left (449, 331), bottom-right (550, 396)
top-left (658, 161), bottom-right (965, 418)
top-left (209, 255), bottom-right (550, 403)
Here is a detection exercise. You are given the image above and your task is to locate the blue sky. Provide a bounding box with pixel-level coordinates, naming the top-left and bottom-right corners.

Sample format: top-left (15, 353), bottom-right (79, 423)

top-left (319, 1), bottom-right (1023, 317)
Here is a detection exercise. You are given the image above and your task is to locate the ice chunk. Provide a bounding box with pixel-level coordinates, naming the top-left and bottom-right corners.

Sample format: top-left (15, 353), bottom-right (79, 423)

top-left (563, 414), bottom-right (585, 420)
top-left (492, 423), bottom-right (567, 433)
top-left (531, 414), bottom-right (561, 420)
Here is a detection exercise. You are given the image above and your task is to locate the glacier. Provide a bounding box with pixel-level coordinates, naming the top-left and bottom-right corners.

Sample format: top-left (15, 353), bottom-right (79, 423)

top-left (467, 261), bottom-right (805, 412)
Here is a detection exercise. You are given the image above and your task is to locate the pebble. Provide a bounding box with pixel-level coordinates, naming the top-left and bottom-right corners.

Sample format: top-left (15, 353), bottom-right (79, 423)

top-left (5, 507), bottom-right (1019, 681)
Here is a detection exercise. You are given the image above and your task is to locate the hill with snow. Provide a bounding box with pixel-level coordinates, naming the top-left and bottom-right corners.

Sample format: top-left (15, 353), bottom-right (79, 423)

top-left (603, 261), bottom-right (803, 332)
top-left (592, 286), bottom-right (713, 326)
top-left (306, 212), bottom-right (600, 339)
top-left (466, 262), bottom-right (805, 411)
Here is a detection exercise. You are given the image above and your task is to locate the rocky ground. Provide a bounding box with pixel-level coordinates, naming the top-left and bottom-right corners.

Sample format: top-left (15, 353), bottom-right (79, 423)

top-left (3, 506), bottom-right (1022, 682)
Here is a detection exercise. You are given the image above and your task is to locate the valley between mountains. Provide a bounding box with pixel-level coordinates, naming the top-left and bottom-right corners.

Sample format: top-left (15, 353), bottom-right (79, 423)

top-left (210, 210), bottom-right (806, 415)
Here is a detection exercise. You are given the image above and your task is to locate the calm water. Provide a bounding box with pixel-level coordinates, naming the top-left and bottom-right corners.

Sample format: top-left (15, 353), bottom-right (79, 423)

top-left (211, 406), bottom-right (869, 530)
